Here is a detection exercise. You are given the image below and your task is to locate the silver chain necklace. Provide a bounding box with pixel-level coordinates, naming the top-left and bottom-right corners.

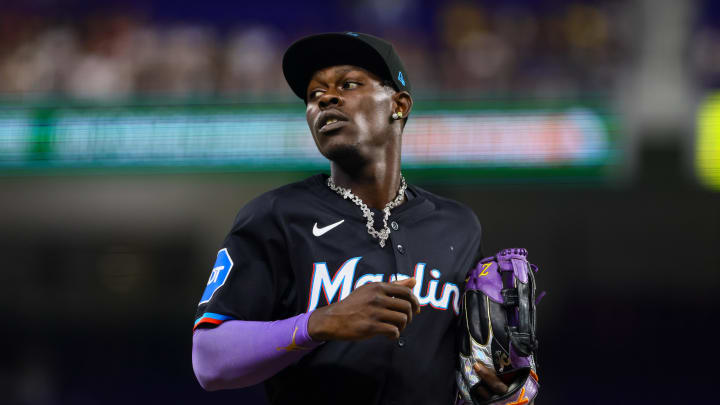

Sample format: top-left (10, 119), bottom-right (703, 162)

top-left (327, 175), bottom-right (407, 248)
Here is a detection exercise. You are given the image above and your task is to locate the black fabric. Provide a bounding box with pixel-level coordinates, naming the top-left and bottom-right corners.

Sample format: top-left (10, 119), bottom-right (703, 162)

top-left (194, 174), bottom-right (482, 405)
top-left (282, 32), bottom-right (412, 100)
top-left (195, 194), bottom-right (293, 322)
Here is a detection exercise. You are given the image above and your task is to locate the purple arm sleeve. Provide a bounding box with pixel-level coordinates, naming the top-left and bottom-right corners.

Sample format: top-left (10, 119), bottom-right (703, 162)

top-left (192, 311), bottom-right (323, 391)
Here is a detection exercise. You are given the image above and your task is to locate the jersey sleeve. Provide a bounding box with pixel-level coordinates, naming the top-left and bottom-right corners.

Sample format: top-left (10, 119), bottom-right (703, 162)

top-left (467, 209), bottom-right (485, 271)
top-left (194, 195), bottom-right (292, 330)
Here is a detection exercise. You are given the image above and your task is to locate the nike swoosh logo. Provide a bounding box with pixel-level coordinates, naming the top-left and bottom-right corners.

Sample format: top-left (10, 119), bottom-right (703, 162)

top-left (313, 219), bottom-right (345, 237)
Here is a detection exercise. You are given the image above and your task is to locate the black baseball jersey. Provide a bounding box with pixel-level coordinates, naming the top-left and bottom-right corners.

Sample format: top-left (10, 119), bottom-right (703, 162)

top-left (194, 174), bottom-right (483, 405)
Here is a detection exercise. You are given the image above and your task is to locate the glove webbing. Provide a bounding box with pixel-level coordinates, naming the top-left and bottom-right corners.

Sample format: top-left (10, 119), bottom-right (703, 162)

top-left (499, 258), bottom-right (538, 358)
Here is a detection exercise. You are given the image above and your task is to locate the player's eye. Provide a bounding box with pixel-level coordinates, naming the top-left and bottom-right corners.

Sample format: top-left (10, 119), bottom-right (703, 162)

top-left (342, 81), bottom-right (360, 90)
top-left (308, 89), bottom-right (324, 99)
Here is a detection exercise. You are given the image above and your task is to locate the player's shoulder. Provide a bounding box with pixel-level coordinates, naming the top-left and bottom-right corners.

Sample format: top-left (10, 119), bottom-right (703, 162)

top-left (243, 175), bottom-right (319, 206)
top-left (411, 184), bottom-right (482, 231)
top-left (411, 184), bottom-right (477, 216)
top-left (231, 174), bottom-right (322, 227)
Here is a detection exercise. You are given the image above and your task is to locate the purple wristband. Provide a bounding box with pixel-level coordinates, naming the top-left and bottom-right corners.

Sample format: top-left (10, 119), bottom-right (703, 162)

top-left (192, 311), bottom-right (323, 390)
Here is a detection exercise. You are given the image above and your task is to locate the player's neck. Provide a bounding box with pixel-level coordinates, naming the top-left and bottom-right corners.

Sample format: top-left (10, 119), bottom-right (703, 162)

top-left (329, 159), bottom-right (403, 210)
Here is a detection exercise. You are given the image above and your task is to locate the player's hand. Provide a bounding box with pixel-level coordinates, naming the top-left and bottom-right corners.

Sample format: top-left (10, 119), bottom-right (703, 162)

top-left (472, 362), bottom-right (508, 400)
top-left (307, 277), bottom-right (420, 341)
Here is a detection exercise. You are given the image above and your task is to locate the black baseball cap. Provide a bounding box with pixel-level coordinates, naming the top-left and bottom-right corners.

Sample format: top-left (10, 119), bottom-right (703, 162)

top-left (282, 32), bottom-right (411, 101)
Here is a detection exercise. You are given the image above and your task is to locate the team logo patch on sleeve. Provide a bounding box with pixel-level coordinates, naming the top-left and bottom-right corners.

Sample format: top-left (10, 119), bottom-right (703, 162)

top-left (199, 248), bottom-right (234, 305)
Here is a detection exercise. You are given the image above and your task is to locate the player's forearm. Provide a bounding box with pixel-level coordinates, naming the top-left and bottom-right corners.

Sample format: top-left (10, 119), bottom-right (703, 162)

top-left (192, 311), bottom-right (322, 391)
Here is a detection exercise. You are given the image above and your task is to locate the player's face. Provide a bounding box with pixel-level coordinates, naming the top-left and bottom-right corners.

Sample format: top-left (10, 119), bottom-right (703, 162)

top-left (305, 65), bottom-right (396, 163)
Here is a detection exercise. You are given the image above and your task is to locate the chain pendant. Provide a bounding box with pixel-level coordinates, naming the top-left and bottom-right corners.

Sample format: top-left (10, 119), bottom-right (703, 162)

top-left (327, 175), bottom-right (407, 248)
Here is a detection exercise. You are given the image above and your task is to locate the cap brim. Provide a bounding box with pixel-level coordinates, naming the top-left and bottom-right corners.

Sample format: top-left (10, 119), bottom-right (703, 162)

top-left (282, 33), bottom-right (394, 101)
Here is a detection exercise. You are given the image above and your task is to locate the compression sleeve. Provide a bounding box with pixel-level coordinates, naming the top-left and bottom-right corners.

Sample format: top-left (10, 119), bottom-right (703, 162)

top-left (192, 311), bottom-right (323, 391)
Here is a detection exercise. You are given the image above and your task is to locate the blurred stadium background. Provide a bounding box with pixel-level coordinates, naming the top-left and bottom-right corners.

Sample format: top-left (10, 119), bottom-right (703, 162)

top-left (0, 0), bottom-right (718, 404)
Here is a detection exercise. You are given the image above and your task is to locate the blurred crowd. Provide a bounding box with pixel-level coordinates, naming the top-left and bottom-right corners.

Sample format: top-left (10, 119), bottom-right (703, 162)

top-left (0, 0), bottom-right (644, 100)
top-left (694, 9), bottom-right (720, 89)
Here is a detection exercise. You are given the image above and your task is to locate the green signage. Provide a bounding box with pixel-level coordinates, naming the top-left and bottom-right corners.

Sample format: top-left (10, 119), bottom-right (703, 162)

top-left (0, 99), bottom-right (619, 180)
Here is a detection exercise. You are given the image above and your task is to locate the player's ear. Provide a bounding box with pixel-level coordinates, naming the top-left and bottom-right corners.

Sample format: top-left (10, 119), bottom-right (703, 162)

top-left (392, 91), bottom-right (412, 120)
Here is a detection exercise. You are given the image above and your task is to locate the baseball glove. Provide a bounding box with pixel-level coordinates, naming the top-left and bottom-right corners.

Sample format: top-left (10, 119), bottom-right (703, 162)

top-left (457, 248), bottom-right (542, 405)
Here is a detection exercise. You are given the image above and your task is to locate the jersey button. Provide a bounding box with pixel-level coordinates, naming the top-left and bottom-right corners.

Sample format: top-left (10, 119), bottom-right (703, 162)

top-left (396, 244), bottom-right (405, 254)
top-left (397, 337), bottom-right (406, 347)
top-left (391, 221), bottom-right (399, 231)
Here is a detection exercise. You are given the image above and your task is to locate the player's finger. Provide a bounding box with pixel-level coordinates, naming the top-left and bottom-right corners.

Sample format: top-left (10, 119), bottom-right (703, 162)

top-left (382, 282), bottom-right (420, 314)
top-left (376, 295), bottom-right (414, 324)
top-left (393, 277), bottom-right (416, 289)
top-left (473, 363), bottom-right (508, 394)
top-left (374, 308), bottom-right (409, 332)
top-left (372, 321), bottom-right (400, 339)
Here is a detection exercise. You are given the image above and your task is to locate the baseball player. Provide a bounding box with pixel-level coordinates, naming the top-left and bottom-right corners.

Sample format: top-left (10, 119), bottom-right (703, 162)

top-left (192, 32), bottom-right (515, 404)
